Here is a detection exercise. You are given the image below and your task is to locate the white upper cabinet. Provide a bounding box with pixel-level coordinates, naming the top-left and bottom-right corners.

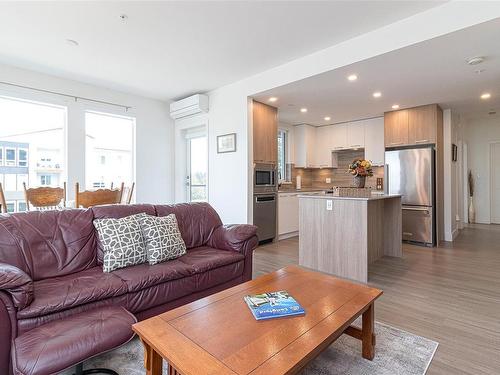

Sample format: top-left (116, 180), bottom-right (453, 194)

top-left (294, 124), bottom-right (317, 168)
top-left (331, 124), bottom-right (348, 150)
top-left (315, 126), bottom-right (334, 167)
top-left (347, 121), bottom-right (365, 149)
top-left (363, 117), bottom-right (385, 166)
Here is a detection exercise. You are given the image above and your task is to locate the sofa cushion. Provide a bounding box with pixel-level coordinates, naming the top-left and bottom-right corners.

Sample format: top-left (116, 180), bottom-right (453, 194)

top-left (17, 267), bottom-right (127, 319)
top-left (13, 306), bottom-right (136, 375)
top-left (91, 204), bottom-right (156, 264)
top-left (0, 209), bottom-right (96, 281)
top-left (178, 246), bottom-right (245, 273)
top-left (112, 259), bottom-right (193, 293)
top-left (155, 203), bottom-right (223, 249)
top-left (139, 214), bottom-right (186, 265)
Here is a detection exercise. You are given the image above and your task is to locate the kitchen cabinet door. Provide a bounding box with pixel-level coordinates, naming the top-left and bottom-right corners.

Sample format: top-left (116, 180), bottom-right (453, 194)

top-left (331, 124), bottom-right (348, 150)
top-left (278, 194), bottom-right (299, 235)
top-left (347, 122), bottom-right (365, 149)
top-left (315, 126), bottom-right (334, 167)
top-left (294, 124), bottom-right (316, 168)
top-left (408, 104), bottom-right (437, 145)
top-left (364, 117), bottom-right (385, 165)
top-left (385, 109), bottom-right (409, 147)
top-left (253, 101), bottom-right (277, 163)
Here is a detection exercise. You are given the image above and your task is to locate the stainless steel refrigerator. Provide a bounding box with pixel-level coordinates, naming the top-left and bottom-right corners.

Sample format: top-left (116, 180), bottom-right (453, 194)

top-left (385, 147), bottom-right (435, 246)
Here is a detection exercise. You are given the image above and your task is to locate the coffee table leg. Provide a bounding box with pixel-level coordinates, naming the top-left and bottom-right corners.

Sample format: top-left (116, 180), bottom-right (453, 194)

top-left (362, 303), bottom-right (375, 360)
top-left (141, 339), bottom-right (163, 375)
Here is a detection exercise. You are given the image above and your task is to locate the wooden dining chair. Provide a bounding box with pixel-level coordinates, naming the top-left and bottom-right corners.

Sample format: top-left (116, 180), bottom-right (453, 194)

top-left (0, 183), bottom-right (7, 213)
top-left (75, 182), bottom-right (124, 208)
top-left (120, 182), bottom-right (135, 204)
top-left (23, 182), bottom-right (66, 211)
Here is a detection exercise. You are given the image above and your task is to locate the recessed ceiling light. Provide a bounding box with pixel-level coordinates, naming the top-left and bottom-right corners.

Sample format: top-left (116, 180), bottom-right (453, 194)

top-left (66, 39), bottom-right (79, 47)
top-left (373, 92), bottom-right (382, 98)
top-left (467, 56), bottom-right (485, 66)
top-left (300, 108), bottom-right (308, 113)
top-left (324, 116), bottom-right (331, 121)
top-left (481, 93), bottom-right (491, 100)
top-left (268, 97), bottom-right (278, 102)
top-left (392, 104), bottom-right (400, 109)
top-left (119, 14), bottom-right (128, 21)
top-left (347, 74), bottom-right (358, 81)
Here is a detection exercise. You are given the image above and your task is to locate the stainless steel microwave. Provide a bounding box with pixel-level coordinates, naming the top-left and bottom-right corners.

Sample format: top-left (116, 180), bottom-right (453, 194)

top-left (254, 163), bottom-right (277, 191)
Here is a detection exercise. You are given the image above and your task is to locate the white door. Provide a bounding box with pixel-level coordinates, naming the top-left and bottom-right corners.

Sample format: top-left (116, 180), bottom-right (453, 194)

top-left (187, 136), bottom-right (208, 202)
top-left (491, 143), bottom-right (500, 223)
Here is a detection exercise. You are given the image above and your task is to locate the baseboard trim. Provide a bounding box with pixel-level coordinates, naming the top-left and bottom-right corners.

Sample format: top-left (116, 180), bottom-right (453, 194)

top-left (278, 231), bottom-right (299, 241)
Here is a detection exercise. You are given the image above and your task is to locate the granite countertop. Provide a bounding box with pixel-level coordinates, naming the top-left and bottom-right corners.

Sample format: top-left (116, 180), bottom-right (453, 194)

top-left (298, 193), bottom-right (401, 201)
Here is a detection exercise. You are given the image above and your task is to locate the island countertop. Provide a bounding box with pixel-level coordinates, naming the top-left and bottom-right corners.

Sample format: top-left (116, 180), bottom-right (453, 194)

top-left (298, 193), bottom-right (402, 201)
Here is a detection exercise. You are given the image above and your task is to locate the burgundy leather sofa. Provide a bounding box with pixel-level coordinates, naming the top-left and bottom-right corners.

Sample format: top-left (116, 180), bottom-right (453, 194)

top-left (0, 202), bottom-right (258, 375)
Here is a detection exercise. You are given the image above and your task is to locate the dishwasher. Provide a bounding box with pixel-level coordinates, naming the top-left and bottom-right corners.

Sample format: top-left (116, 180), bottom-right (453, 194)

top-left (253, 193), bottom-right (277, 242)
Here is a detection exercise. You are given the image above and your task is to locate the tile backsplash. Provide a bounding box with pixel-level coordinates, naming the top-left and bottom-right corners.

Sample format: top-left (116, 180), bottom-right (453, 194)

top-left (280, 150), bottom-right (384, 190)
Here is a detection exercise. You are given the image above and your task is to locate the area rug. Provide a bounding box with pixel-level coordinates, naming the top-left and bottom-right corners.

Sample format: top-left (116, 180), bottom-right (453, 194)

top-left (60, 321), bottom-right (438, 375)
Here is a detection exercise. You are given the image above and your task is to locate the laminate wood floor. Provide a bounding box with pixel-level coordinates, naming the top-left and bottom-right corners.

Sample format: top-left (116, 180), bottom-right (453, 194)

top-left (253, 224), bottom-right (500, 375)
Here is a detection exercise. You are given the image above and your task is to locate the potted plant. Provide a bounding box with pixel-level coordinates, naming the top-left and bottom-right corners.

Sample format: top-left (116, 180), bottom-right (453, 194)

top-left (348, 159), bottom-right (373, 188)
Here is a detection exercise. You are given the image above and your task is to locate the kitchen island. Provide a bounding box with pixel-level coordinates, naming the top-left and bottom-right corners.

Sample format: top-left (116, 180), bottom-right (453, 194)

top-left (299, 194), bottom-right (402, 283)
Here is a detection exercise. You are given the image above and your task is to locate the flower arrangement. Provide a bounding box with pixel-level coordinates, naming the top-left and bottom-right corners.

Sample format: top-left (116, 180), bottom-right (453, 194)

top-left (348, 159), bottom-right (373, 177)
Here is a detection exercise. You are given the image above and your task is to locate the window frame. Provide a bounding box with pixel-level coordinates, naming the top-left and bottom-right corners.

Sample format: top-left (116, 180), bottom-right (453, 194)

top-left (17, 148), bottom-right (28, 167)
top-left (277, 129), bottom-right (289, 182)
top-left (5, 147), bottom-right (16, 166)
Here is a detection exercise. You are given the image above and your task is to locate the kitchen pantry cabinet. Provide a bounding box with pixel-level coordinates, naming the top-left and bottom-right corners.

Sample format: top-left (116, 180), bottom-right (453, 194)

top-left (384, 104), bottom-right (442, 147)
top-left (253, 100), bottom-right (278, 163)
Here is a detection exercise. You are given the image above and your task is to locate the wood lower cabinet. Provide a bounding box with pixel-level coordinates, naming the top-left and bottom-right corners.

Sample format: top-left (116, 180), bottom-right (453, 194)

top-left (253, 100), bottom-right (277, 164)
top-left (408, 104), bottom-right (440, 145)
top-left (384, 109), bottom-right (409, 147)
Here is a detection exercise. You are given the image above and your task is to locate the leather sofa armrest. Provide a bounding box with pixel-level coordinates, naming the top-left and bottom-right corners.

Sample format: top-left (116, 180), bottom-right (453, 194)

top-left (208, 224), bottom-right (258, 255)
top-left (0, 263), bottom-right (34, 309)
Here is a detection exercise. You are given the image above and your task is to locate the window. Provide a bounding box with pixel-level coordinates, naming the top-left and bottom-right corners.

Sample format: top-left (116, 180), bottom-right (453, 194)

top-left (18, 148), bottom-right (28, 167)
top-left (0, 147), bottom-right (3, 166)
top-left (85, 111), bottom-right (135, 192)
top-left (6, 202), bottom-right (15, 213)
top-left (17, 201), bottom-right (27, 212)
top-left (187, 136), bottom-right (208, 202)
top-left (40, 175), bottom-right (51, 186)
top-left (277, 129), bottom-right (288, 181)
top-left (5, 148), bottom-right (15, 166)
top-left (0, 96), bottom-right (66, 212)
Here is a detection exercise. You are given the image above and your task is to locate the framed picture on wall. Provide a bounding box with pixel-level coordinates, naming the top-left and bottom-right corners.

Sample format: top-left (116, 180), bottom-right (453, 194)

top-left (452, 143), bottom-right (458, 162)
top-left (217, 133), bottom-right (237, 153)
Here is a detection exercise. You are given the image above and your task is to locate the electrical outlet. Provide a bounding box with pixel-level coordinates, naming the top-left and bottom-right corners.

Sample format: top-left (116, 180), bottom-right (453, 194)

top-left (325, 178), bottom-right (332, 184)
top-left (326, 200), bottom-right (333, 211)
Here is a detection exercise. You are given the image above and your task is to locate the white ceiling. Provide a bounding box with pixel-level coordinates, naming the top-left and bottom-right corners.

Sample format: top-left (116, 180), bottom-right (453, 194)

top-left (253, 18), bottom-right (500, 125)
top-left (0, 1), bottom-right (444, 101)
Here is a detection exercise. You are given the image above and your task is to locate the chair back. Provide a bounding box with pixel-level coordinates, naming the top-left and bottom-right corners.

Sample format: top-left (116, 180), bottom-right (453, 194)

top-left (23, 182), bottom-right (66, 211)
top-left (75, 182), bottom-right (124, 208)
top-left (120, 182), bottom-right (135, 204)
top-left (0, 183), bottom-right (7, 213)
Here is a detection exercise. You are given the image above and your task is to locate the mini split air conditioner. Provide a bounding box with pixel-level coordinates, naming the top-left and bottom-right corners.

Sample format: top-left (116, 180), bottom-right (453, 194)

top-left (169, 94), bottom-right (209, 119)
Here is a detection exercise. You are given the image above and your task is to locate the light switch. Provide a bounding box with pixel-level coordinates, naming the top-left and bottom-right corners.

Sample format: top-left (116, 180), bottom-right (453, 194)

top-left (325, 178), bottom-right (332, 184)
top-left (326, 200), bottom-right (333, 211)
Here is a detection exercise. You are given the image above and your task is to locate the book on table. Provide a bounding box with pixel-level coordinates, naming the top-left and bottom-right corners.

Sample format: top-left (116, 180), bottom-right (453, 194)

top-left (244, 290), bottom-right (305, 321)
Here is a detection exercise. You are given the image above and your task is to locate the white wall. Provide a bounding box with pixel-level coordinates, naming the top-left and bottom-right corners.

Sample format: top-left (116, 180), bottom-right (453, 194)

top-left (443, 109), bottom-right (464, 241)
top-left (464, 113), bottom-right (500, 224)
top-left (0, 63), bottom-right (174, 204)
top-left (206, 2), bottom-right (500, 224)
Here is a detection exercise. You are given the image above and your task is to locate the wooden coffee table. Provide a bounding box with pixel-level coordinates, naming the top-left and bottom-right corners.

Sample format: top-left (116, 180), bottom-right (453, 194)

top-left (133, 266), bottom-right (382, 375)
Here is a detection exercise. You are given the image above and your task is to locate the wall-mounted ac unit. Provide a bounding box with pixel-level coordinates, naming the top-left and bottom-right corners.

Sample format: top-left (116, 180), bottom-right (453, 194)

top-left (170, 94), bottom-right (209, 119)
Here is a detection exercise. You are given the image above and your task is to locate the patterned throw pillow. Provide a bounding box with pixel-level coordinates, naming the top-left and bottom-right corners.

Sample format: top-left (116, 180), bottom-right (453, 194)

top-left (138, 214), bottom-right (187, 265)
top-left (94, 214), bottom-right (147, 272)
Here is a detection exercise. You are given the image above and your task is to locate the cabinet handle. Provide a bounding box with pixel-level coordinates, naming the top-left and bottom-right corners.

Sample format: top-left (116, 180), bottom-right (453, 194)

top-left (334, 146), bottom-right (344, 150)
top-left (415, 139), bottom-right (429, 143)
top-left (390, 142), bottom-right (403, 145)
top-left (350, 144), bottom-right (362, 148)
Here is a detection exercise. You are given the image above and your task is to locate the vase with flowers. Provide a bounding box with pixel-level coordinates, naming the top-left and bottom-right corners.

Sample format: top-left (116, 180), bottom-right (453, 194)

top-left (348, 159), bottom-right (373, 188)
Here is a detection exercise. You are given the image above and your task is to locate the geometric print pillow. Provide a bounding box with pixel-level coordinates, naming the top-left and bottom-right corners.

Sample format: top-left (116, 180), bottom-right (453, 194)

top-left (93, 213), bottom-right (147, 272)
top-left (138, 214), bottom-right (187, 265)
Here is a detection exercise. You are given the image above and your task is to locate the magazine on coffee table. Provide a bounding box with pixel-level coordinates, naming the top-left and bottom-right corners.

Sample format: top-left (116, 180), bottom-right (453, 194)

top-left (244, 290), bottom-right (305, 320)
